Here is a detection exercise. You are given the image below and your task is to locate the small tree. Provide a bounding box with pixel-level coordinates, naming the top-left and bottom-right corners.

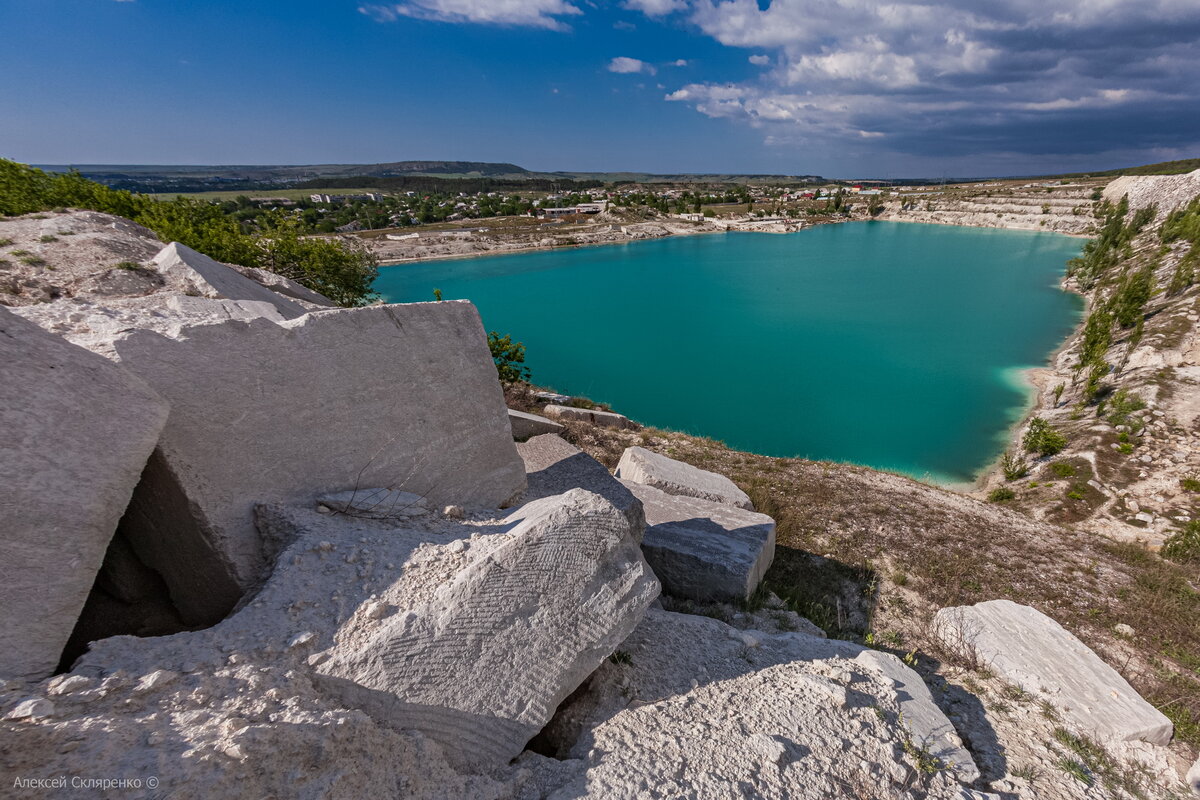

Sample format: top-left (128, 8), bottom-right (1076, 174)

top-left (488, 331), bottom-right (530, 384)
top-left (1023, 417), bottom-right (1067, 456)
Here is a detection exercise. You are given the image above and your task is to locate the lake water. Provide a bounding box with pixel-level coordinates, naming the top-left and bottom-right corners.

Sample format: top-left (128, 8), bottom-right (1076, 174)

top-left (375, 221), bottom-right (1083, 484)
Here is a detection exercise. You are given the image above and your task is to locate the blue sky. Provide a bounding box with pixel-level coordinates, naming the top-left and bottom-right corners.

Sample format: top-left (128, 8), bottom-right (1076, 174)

top-left (2, 0), bottom-right (1198, 177)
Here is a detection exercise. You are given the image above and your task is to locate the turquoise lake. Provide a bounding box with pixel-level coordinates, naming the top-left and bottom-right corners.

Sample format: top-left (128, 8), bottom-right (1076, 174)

top-left (376, 221), bottom-right (1084, 484)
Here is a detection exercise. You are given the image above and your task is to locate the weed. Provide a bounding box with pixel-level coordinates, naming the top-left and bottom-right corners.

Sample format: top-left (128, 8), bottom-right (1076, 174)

top-left (988, 487), bottom-right (1016, 502)
top-left (0, 237), bottom-right (12, 246)
top-left (892, 571), bottom-right (908, 587)
top-left (1162, 520), bottom-right (1200, 564)
top-left (114, 261), bottom-right (143, 271)
top-left (1181, 475), bottom-right (1200, 493)
top-left (1055, 757), bottom-right (1092, 785)
top-left (38, 234), bottom-right (57, 243)
top-left (17, 254), bottom-right (45, 267)
top-left (1010, 763), bottom-right (1039, 782)
top-left (608, 650), bottom-right (632, 666)
top-left (1065, 484), bottom-right (1088, 501)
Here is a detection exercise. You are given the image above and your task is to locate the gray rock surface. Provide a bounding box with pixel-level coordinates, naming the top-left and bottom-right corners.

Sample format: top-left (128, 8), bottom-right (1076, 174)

top-left (226, 263), bottom-right (336, 307)
top-left (933, 600), bottom-right (1173, 745)
top-left (533, 608), bottom-right (975, 799)
top-left (2, 490), bottom-right (657, 794)
top-left (317, 488), bottom-right (660, 769)
top-left (616, 445), bottom-right (754, 510)
top-left (516, 434), bottom-right (644, 532)
top-left (153, 242), bottom-right (307, 319)
top-left (1188, 755), bottom-right (1200, 798)
top-left (621, 479), bottom-right (775, 602)
top-left (508, 408), bottom-right (565, 440)
top-left (316, 488), bottom-right (431, 519)
top-left (542, 404), bottom-right (639, 430)
top-left (855, 649), bottom-right (980, 783)
top-left (110, 300), bottom-right (525, 625)
top-left (0, 307), bottom-right (168, 680)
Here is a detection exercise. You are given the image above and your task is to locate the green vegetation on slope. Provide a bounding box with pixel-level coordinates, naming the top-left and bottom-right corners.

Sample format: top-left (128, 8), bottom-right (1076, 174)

top-left (0, 159), bottom-right (378, 306)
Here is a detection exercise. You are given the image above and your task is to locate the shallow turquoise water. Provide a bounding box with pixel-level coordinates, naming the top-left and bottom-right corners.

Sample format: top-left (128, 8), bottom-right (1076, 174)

top-left (375, 221), bottom-right (1083, 483)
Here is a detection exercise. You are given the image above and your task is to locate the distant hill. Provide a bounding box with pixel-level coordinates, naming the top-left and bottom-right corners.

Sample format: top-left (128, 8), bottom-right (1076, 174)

top-left (1041, 157), bottom-right (1200, 180)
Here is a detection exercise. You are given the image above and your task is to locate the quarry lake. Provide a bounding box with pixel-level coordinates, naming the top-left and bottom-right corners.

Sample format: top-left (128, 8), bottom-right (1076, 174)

top-left (376, 221), bottom-right (1084, 484)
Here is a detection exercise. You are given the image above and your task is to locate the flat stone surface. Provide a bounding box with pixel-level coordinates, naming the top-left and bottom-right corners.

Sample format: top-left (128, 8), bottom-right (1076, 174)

top-left (0, 307), bottom-right (168, 680)
top-left (620, 480), bottom-right (774, 602)
top-left (507, 408), bottom-right (565, 440)
top-left (616, 445), bottom-right (754, 510)
top-left (109, 300), bottom-right (525, 625)
top-left (153, 242), bottom-right (307, 320)
top-left (533, 608), bottom-right (975, 799)
top-left (933, 599), bottom-right (1173, 745)
top-left (542, 404), bottom-right (639, 430)
top-left (516, 434), bottom-right (643, 533)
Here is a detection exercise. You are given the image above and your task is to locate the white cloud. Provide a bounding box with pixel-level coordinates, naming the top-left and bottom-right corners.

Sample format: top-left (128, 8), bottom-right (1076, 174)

top-left (359, 0), bottom-right (581, 30)
top-left (608, 56), bottom-right (656, 75)
top-left (646, 0), bottom-right (1200, 161)
top-left (672, 59), bottom-right (689, 67)
top-left (622, 0), bottom-right (688, 16)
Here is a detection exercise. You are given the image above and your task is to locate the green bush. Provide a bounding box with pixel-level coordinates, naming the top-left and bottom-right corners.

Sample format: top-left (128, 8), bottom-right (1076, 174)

top-left (988, 487), bottom-right (1016, 502)
top-left (1023, 417), bottom-right (1067, 456)
top-left (1104, 388), bottom-right (1145, 429)
top-left (487, 331), bottom-right (530, 384)
top-left (1050, 462), bottom-right (1076, 478)
top-left (1000, 451), bottom-right (1028, 481)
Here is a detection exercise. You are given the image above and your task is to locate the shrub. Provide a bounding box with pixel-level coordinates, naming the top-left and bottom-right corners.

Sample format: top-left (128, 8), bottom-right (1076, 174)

top-left (1104, 388), bottom-right (1145, 429)
top-left (1000, 451), bottom-right (1028, 481)
top-left (1023, 417), bottom-right (1067, 456)
top-left (487, 331), bottom-right (530, 384)
top-left (1050, 462), bottom-right (1075, 478)
top-left (988, 487), bottom-right (1016, 502)
top-left (1065, 484), bottom-right (1087, 501)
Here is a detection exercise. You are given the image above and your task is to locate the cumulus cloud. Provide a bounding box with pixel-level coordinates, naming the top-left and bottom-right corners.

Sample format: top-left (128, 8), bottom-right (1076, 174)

top-left (358, 0), bottom-right (581, 30)
top-left (641, 0), bottom-right (1200, 164)
top-left (608, 56), bottom-right (656, 75)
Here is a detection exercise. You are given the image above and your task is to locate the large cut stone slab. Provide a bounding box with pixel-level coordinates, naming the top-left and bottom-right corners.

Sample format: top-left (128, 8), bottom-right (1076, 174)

top-left (153, 242), bottom-right (307, 319)
top-left (616, 445), bottom-right (753, 510)
top-left (516, 434), bottom-right (643, 532)
top-left (621, 480), bottom-right (774, 602)
top-left (507, 408), bottom-right (564, 440)
top-left (315, 488), bottom-right (660, 770)
top-left (110, 300), bottom-right (526, 626)
top-left (0, 307), bottom-right (168, 680)
top-left (543, 404), bottom-right (639, 430)
top-left (533, 608), bottom-right (979, 796)
top-left (933, 600), bottom-right (1173, 745)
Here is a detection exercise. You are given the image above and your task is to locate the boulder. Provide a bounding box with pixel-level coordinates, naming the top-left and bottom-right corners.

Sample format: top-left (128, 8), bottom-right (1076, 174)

top-left (542, 404), bottom-right (639, 430)
top-left (616, 445), bottom-right (754, 510)
top-left (109, 300), bottom-right (526, 625)
top-left (0, 307), bottom-right (168, 680)
top-left (1188, 755), bottom-right (1200, 798)
top-left (507, 408), bottom-right (565, 440)
top-left (516, 434), bottom-right (644, 532)
top-left (316, 488), bottom-right (660, 769)
top-left (933, 600), bottom-right (1173, 745)
top-left (152, 242), bottom-right (307, 319)
top-left (532, 608), bottom-right (977, 797)
top-left (8, 489), bottom-right (658, 792)
top-left (621, 480), bottom-right (775, 602)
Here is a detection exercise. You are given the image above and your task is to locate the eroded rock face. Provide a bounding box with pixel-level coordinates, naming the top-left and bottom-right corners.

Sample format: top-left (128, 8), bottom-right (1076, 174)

top-left (316, 488), bottom-right (660, 770)
top-left (616, 445), bottom-right (754, 510)
top-left (933, 600), bottom-right (1173, 745)
top-left (0, 307), bottom-right (168, 680)
top-left (109, 301), bottom-right (526, 625)
top-left (533, 608), bottom-right (977, 798)
top-left (621, 479), bottom-right (774, 602)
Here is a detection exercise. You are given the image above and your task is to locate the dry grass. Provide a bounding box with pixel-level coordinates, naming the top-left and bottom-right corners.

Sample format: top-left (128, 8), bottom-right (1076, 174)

top-left (507, 388), bottom-right (1200, 752)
